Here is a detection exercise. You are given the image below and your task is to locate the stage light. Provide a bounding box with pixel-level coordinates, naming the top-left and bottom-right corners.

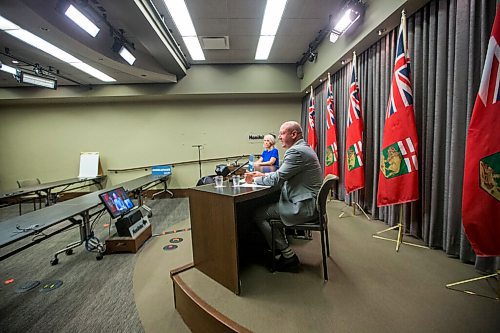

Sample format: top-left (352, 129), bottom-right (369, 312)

top-left (113, 38), bottom-right (136, 65)
top-left (329, 31), bottom-right (340, 43)
top-left (308, 50), bottom-right (317, 62)
top-left (329, 7), bottom-right (361, 44)
top-left (118, 45), bottom-right (136, 65)
top-left (19, 72), bottom-right (57, 89)
top-left (64, 4), bottom-right (100, 37)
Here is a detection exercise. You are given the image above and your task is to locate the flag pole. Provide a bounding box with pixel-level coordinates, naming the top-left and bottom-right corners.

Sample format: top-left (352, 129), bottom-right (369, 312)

top-left (339, 190), bottom-right (370, 220)
top-left (445, 271), bottom-right (500, 301)
top-left (353, 190), bottom-right (370, 220)
top-left (372, 204), bottom-right (429, 251)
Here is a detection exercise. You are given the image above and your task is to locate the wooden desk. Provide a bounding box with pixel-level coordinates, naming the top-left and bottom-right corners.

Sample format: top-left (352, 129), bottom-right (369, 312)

top-left (189, 182), bottom-right (277, 295)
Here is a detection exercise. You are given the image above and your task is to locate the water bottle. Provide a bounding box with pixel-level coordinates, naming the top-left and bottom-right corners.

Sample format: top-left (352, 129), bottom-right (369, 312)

top-left (248, 154), bottom-right (254, 172)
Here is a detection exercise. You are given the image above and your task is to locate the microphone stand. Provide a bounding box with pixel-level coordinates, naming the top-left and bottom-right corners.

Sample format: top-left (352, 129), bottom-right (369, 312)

top-left (192, 145), bottom-right (203, 178)
top-left (226, 160), bottom-right (249, 178)
top-left (233, 155), bottom-right (245, 166)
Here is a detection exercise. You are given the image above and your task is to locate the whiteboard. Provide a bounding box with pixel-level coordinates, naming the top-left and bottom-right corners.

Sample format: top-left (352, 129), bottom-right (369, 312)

top-left (79, 152), bottom-right (100, 178)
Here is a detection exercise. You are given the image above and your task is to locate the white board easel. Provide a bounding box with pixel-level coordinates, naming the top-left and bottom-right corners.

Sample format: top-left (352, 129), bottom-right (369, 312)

top-left (78, 152), bottom-right (103, 178)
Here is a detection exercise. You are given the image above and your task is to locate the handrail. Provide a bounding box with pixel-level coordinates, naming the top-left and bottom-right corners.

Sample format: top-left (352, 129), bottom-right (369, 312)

top-left (107, 154), bottom-right (250, 173)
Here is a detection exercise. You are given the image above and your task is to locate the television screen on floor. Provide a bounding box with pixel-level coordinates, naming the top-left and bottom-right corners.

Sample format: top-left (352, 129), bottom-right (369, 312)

top-left (98, 187), bottom-right (135, 219)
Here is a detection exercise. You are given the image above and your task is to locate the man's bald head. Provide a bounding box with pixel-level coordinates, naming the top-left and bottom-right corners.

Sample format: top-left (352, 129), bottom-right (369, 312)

top-left (279, 121), bottom-right (304, 148)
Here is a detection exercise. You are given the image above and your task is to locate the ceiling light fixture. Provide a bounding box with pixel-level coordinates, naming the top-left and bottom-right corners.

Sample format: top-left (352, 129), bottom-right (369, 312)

top-left (19, 72), bottom-right (57, 89)
top-left (118, 46), bottom-right (136, 65)
top-left (64, 4), bottom-right (100, 37)
top-left (163, 0), bottom-right (205, 61)
top-left (112, 38), bottom-right (136, 65)
top-left (0, 61), bottom-right (17, 75)
top-left (329, 3), bottom-right (363, 44)
top-left (255, 36), bottom-right (275, 61)
top-left (255, 0), bottom-right (288, 60)
top-left (0, 15), bottom-right (115, 82)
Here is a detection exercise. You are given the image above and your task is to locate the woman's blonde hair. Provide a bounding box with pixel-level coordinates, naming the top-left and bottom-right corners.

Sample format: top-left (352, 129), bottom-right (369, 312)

top-left (264, 134), bottom-right (276, 146)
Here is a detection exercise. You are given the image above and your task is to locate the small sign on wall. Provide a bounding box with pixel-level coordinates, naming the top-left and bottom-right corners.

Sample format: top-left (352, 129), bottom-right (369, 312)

top-left (152, 165), bottom-right (172, 176)
top-left (248, 133), bottom-right (276, 143)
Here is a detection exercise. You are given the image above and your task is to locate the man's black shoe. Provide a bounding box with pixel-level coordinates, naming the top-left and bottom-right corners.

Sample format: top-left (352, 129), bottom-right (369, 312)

top-left (275, 254), bottom-right (300, 273)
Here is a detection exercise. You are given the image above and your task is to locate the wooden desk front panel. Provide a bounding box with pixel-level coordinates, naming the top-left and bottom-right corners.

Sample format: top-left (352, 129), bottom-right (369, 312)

top-left (189, 190), bottom-right (239, 294)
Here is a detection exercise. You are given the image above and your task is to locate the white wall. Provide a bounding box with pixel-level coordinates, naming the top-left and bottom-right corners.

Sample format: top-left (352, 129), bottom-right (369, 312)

top-left (0, 98), bottom-right (300, 191)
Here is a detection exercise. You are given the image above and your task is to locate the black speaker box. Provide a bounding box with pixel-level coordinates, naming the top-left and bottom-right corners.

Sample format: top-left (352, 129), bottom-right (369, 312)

top-left (115, 209), bottom-right (143, 237)
top-left (215, 164), bottom-right (230, 177)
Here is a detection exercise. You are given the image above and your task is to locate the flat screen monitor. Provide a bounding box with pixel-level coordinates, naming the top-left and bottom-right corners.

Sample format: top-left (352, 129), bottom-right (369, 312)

top-left (98, 187), bottom-right (135, 219)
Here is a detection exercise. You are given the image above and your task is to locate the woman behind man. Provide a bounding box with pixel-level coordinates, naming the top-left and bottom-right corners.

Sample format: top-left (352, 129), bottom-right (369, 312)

top-left (254, 134), bottom-right (279, 168)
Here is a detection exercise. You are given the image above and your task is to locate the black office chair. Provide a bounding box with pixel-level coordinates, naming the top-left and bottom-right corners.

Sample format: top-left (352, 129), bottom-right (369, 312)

top-left (196, 175), bottom-right (216, 186)
top-left (270, 174), bottom-right (338, 280)
top-left (16, 178), bottom-right (45, 215)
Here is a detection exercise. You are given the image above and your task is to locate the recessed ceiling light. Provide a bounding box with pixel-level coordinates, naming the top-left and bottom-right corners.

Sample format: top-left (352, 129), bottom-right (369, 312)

top-left (163, 0), bottom-right (205, 60)
top-left (255, 0), bottom-right (288, 60)
top-left (255, 35), bottom-right (275, 60)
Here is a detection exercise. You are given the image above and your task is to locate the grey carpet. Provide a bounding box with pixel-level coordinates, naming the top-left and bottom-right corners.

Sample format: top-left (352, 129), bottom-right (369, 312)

top-left (0, 198), bottom-right (189, 333)
top-left (176, 200), bottom-right (500, 333)
top-left (2, 198), bottom-right (499, 333)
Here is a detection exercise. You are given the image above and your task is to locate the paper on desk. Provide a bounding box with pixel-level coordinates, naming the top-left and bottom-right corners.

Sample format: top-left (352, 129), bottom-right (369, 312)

top-left (238, 183), bottom-right (270, 188)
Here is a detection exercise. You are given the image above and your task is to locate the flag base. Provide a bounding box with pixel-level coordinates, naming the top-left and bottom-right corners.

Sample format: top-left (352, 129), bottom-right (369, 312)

top-left (339, 192), bottom-right (370, 220)
top-left (338, 202), bottom-right (370, 219)
top-left (445, 271), bottom-right (499, 301)
top-left (372, 223), bottom-right (429, 252)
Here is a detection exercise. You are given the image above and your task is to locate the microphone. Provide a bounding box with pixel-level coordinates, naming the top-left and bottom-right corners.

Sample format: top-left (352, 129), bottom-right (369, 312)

top-left (233, 155), bottom-right (245, 166)
top-left (226, 160), bottom-right (249, 178)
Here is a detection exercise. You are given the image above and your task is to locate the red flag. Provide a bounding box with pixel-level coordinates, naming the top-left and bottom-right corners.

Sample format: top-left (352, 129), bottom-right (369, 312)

top-left (462, 4), bottom-right (500, 256)
top-left (345, 52), bottom-right (365, 194)
top-left (325, 73), bottom-right (339, 177)
top-left (377, 12), bottom-right (419, 207)
top-left (307, 86), bottom-right (317, 151)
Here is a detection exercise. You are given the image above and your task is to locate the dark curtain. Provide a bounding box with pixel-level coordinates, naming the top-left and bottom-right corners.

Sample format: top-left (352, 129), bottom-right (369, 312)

top-left (302, 0), bottom-right (499, 271)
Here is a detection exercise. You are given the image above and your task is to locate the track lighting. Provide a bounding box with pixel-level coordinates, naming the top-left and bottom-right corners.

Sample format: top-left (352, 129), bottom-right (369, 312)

top-left (329, 1), bottom-right (364, 43)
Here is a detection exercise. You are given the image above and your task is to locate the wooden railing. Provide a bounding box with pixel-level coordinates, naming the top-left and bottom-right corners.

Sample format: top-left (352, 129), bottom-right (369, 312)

top-left (107, 154), bottom-right (250, 173)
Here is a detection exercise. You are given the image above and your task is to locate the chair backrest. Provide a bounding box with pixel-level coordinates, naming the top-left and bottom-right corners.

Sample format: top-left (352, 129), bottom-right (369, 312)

top-left (196, 175), bottom-right (216, 186)
top-left (17, 178), bottom-right (41, 188)
top-left (316, 174), bottom-right (338, 217)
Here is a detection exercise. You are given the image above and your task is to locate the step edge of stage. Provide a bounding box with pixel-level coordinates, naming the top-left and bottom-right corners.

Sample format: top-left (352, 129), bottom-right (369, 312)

top-left (170, 265), bottom-right (251, 333)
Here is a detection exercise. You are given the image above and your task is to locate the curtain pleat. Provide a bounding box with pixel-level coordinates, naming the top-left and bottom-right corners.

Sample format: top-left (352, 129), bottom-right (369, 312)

top-left (301, 0), bottom-right (499, 270)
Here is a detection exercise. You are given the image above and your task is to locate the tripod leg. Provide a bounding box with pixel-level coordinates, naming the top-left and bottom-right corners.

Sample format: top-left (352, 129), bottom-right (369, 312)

top-left (395, 223), bottom-right (403, 252)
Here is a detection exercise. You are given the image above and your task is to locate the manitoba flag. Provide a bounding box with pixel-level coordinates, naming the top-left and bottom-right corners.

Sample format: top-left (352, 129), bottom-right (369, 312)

top-left (307, 86), bottom-right (317, 151)
top-left (325, 73), bottom-right (339, 177)
top-left (462, 4), bottom-right (500, 256)
top-left (345, 52), bottom-right (365, 194)
top-left (377, 11), bottom-right (419, 207)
